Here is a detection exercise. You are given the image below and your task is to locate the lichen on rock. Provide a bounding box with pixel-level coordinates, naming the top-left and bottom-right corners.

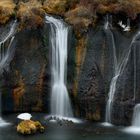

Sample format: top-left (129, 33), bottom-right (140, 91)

top-left (17, 120), bottom-right (45, 135)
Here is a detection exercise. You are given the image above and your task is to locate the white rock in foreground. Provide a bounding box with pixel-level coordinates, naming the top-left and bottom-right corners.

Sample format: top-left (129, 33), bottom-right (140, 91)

top-left (17, 113), bottom-right (32, 120)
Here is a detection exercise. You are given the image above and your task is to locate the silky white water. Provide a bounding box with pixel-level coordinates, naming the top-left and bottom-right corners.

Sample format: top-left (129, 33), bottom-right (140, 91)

top-left (0, 21), bottom-right (16, 126)
top-left (123, 104), bottom-right (140, 134)
top-left (103, 15), bottom-right (117, 126)
top-left (104, 16), bottom-right (140, 125)
top-left (45, 15), bottom-right (73, 118)
top-left (132, 104), bottom-right (140, 127)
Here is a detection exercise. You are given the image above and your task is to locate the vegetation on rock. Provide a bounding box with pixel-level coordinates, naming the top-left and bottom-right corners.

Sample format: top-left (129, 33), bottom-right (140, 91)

top-left (43, 0), bottom-right (78, 16)
top-left (0, 0), bottom-right (16, 24)
top-left (43, 0), bottom-right (68, 16)
top-left (17, 0), bottom-right (45, 30)
top-left (65, 5), bottom-right (94, 37)
top-left (79, 0), bottom-right (140, 19)
top-left (0, 0), bottom-right (140, 30)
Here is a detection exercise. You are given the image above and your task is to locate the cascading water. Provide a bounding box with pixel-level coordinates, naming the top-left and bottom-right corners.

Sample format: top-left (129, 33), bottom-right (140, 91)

top-left (102, 15), bottom-right (118, 126)
top-left (132, 104), bottom-right (140, 127)
top-left (45, 15), bottom-right (73, 119)
top-left (104, 15), bottom-right (117, 74)
top-left (133, 38), bottom-right (137, 101)
top-left (123, 104), bottom-right (140, 134)
top-left (103, 16), bottom-right (140, 126)
top-left (0, 21), bottom-right (17, 126)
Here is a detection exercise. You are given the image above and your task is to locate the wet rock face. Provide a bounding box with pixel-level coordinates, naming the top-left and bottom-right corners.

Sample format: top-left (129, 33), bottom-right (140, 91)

top-left (73, 24), bottom-right (140, 124)
top-left (75, 26), bottom-right (117, 121)
top-left (1, 27), bottom-right (49, 112)
top-left (111, 31), bottom-right (140, 125)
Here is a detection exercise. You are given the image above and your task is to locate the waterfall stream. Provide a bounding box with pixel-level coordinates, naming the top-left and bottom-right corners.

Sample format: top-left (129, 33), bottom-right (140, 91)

top-left (103, 16), bottom-right (140, 125)
top-left (132, 104), bottom-right (140, 127)
top-left (0, 21), bottom-right (17, 126)
top-left (45, 15), bottom-right (73, 119)
top-left (123, 104), bottom-right (140, 134)
top-left (103, 15), bottom-right (118, 125)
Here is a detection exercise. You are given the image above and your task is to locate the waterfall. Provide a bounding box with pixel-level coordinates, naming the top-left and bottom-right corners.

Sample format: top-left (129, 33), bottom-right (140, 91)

top-left (45, 15), bottom-right (73, 118)
top-left (103, 15), bottom-right (140, 125)
top-left (123, 104), bottom-right (140, 134)
top-left (0, 20), bottom-right (17, 126)
top-left (132, 104), bottom-right (140, 127)
top-left (103, 15), bottom-right (118, 125)
top-left (104, 15), bottom-right (117, 74)
top-left (133, 40), bottom-right (136, 101)
top-left (0, 20), bottom-right (16, 74)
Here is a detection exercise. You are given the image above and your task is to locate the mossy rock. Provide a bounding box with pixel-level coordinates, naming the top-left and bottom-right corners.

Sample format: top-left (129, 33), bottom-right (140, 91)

top-left (17, 120), bottom-right (45, 135)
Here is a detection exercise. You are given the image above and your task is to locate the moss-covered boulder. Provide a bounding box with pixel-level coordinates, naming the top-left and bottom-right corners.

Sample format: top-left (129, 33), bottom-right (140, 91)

top-left (17, 120), bottom-right (45, 135)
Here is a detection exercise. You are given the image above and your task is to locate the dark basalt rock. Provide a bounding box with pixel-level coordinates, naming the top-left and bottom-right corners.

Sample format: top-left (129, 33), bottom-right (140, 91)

top-left (1, 26), bottom-right (49, 113)
top-left (77, 26), bottom-right (109, 121)
top-left (112, 31), bottom-right (140, 125)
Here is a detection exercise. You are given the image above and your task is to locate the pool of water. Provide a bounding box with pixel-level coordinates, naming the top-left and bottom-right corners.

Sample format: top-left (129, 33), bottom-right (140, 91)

top-left (0, 114), bottom-right (140, 140)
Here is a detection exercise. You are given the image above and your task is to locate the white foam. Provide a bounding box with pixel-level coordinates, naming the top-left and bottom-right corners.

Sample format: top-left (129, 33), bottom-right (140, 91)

top-left (49, 119), bottom-right (58, 123)
top-left (45, 115), bottom-right (82, 124)
top-left (0, 118), bottom-right (10, 127)
top-left (101, 122), bottom-right (113, 127)
top-left (122, 104), bottom-right (140, 135)
top-left (122, 126), bottom-right (140, 135)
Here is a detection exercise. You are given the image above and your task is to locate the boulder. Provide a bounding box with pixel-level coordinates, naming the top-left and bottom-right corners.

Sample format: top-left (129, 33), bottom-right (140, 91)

top-left (17, 120), bottom-right (45, 135)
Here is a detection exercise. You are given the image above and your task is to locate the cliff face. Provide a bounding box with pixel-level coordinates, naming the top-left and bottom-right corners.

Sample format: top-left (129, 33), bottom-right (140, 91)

top-left (1, 26), bottom-right (48, 112)
top-left (0, 0), bottom-right (140, 125)
top-left (111, 31), bottom-right (140, 125)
